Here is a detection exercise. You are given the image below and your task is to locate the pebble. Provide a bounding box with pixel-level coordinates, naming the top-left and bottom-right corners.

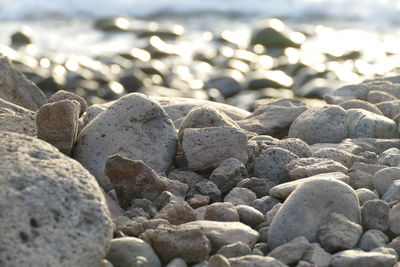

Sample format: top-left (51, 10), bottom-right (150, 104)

top-left (267, 236), bottom-right (311, 265)
top-left (203, 202), bottom-right (240, 222)
top-left (361, 200), bottom-right (390, 231)
top-left (48, 89), bottom-right (87, 116)
top-left (252, 195), bottom-right (281, 214)
top-left (208, 254), bottom-right (231, 267)
top-left (359, 229), bottom-right (389, 251)
top-left (166, 258), bottom-right (188, 267)
top-left (209, 157), bottom-right (248, 194)
top-left (235, 205), bottom-right (265, 227)
top-left (356, 188), bottom-right (379, 206)
top-left (224, 187), bottom-right (257, 206)
top-left (217, 241), bottom-right (252, 258)
top-left (367, 90), bottom-right (397, 104)
top-left (237, 177), bottom-right (275, 198)
top-left (154, 201), bottom-right (195, 225)
top-left (285, 157), bottom-right (348, 180)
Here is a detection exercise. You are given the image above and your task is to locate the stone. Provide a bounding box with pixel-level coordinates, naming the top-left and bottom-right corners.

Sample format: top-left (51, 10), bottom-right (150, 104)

top-left (48, 90), bottom-right (87, 116)
top-left (105, 155), bottom-right (187, 208)
top-left (302, 243), bottom-right (332, 267)
top-left (74, 93), bottom-right (178, 191)
top-left (267, 236), bottom-right (311, 265)
top-left (339, 99), bottom-right (383, 115)
top-left (382, 180), bottom-right (400, 202)
top-left (275, 138), bottom-right (312, 158)
top-left (389, 202), bottom-right (400, 235)
top-left (106, 237), bottom-right (161, 267)
top-left (356, 80), bottom-right (400, 100)
top-left (228, 255), bottom-right (287, 267)
top-left (166, 258), bottom-right (187, 267)
top-left (285, 158), bottom-right (348, 180)
top-left (188, 194), bottom-right (209, 209)
top-left (204, 75), bottom-right (242, 98)
top-left (350, 138), bottom-right (400, 154)
top-left (0, 132), bottom-right (113, 267)
top-left (252, 196), bottom-right (281, 214)
top-left (387, 236), bottom-right (400, 255)
top-left (347, 109), bottom-right (399, 138)
top-left (251, 20), bottom-right (302, 48)
top-left (11, 27), bottom-right (32, 46)
top-left (0, 99), bottom-right (37, 136)
top-left (237, 98), bottom-right (307, 137)
top-left (266, 203), bottom-right (282, 225)
top-left (209, 158), bottom-right (248, 194)
top-left (97, 259), bottom-right (114, 267)
top-left (373, 167), bottom-right (400, 196)
top-left (317, 212), bottom-right (363, 252)
top-left (184, 221), bottom-right (259, 253)
top-left (254, 147), bottom-right (298, 183)
top-left (153, 191), bottom-right (184, 210)
top-left (224, 188), bottom-right (257, 206)
top-left (269, 172), bottom-right (350, 200)
top-left (208, 254), bottom-right (231, 267)
top-left (36, 99), bottom-right (80, 154)
top-left (140, 225), bottom-right (211, 264)
top-left (350, 161), bottom-right (385, 175)
top-left (378, 148), bottom-right (400, 167)
top-left (356, 188), bottom-right (379, 206)
top-left (330, 249), bottom-right (397, 267)
top-left (217, 242), bottom-right (252, 258)
top-left (178, 105), bottom-right (239, 139)
top-left (325, 84), bottom-right (358, 105)
top-left (237, 178), bottom-right (274, 198)
top-left (367, 90), bottom-right (397, 104)
top-left (361, 200), bottom-right (389, 231)
top-left (371, 247), bottom-right (399, 261)
top-left (268, 178), bottom-right (360, 249)
top-left (154, 201), bottom-right (195, 225)
top-left (195, 180), bottom-right (221, 203)
top-left (359, 230), bottom-right (389, 251)
top-left (181, 127), bottom-right (248, 171)
top-left (376, 100), bottom-right (400, 119)
top-left (236, 205), bottom-right (265, 227)
top-left (168, 169), bottom-right (204, 197)
top-left (313, 147), bottom-right (364, 168)
top-left (348, 169), bottom-right (374, 190)
top-left (203, 202), bottom-right (240, 222)
top-left (288, 105), bottom-right (349, 145)
top-left (0, 56), bottom-right (46, 111)
top-left (310, 139), bottom-right (363, 155)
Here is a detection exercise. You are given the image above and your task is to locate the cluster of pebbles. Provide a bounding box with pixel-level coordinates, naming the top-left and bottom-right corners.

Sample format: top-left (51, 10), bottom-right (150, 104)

top-left (3, 33), bottom-right (400, 266)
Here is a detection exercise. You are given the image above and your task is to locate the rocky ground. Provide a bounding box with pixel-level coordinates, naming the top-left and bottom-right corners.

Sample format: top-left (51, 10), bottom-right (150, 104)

top-left (2, 16), bottom-right (400, 267)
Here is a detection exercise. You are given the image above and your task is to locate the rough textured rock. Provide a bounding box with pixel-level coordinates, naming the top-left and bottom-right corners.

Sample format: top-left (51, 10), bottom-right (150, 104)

top-left (195, 180), bottom-right (221, 203)
top-left (339, 99), bottom-right (383, 115)
top-left (368, 89), bottom-right (397, 103)
top-left (268, 178), bottom-right (360, 249)
top-left (106, 237), bottom-right (161, 267)
top-left (0, 132), bottom-right (113, 267)
top-left (347, 109), bottom-right (399, 138)
top-left (313, 147), bottom-right (369, 168)
top-left (267, 236), bottom-right (311, 265)
top-left (168, 169), bottom-right (204, 198)
top-left (288, 105), bottom-right (349, 145)
top-left (48, 89), bottom-right (87, 116)
top-left (0, 99), bottom-right (37, 136)
top-left (154, 201), bottom-right (195, 225)
top-left (356, 80), bottom-right (400, 100)
top-left (378, 148), bottom-right (400, 167)
top-left (330, 249), bottom-right (397, 267)
top-left (285, 157), bottom-right (348, 180)
top-left (254, 147), bottom-right (298, 183)
top-left (209, 158), bottom-right (248, 194)
top-left (317, 212), bottom-right (363, 252)
top-left (237, 177), bottom-right (275, 198)
top-left (204, 202), bottom-right (240, 222)
top-left (376, 100), bottom-right (400, 119)
top-left (302, 243), bottom-right (332, 267)
top-left (359, 229), bottom-right (389, 251)
top-left (74, 93), bottom-right (178, 191)
top-left (236, 205), bottom-right (265, 227)
top-left (181, 127), bottom-right (248, 171)
top-left (37, 99), bottom-right (80, 154)
top-left (0, 56), bottom-right (47, 111)
top-left (140, 225), bottom-right (211, 264)
top-left (224, 187), bottom-right (257, 206)
top-left (217, 242), bottom-right (252, 258)
top-left (228, 255), bottom-right (287, 267)
top-left (105, 154), bottom-right (187, 208)
top-left (361, 200), bottom-right (389, 231)
top-left (373, 167), bottom-right (400, 196)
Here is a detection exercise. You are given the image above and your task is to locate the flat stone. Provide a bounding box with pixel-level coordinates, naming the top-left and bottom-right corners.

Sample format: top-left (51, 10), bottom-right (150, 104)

top-left (330, 249), bottom-right (397, 267)
top-left (361, 200), bottom-right (389, 231)
top-left (350, 138), bottom-right (400, 154)
top-left (286, 157), bottom-right (348, 180)
top-left (74, 93), bottom-right (178, 191)
top-left (209, 158), bottom-right (248, 194)
top-left (0, 56), bottom-right (46, 111)
top-left (378, 148), bottom-right (400, 167)
top-left (268, 178), bottom-right (360, 249)
top-left (339, 99), bottom-right (383, 115)
top-left (356, 80), bottom-right (400, 100)
top-left (267, 236), bottom-right (311, 265)
top-left (313, 147), bottom-right (368, 168)
top-left (376, 100), bottom-right (400, 119)
top-left (0, 132), bottom-right (113, 267)
top-left (367, 90), bottom-right (397, 104)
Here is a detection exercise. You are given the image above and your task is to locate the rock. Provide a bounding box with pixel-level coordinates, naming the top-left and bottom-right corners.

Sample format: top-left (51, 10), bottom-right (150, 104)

top-left (228, 255), bottom-right (287, 267)
top-left (269, 172), bottom-right (350, 200)
top-left (388, 236), bottom-right (400, 255)
top-left (106, 237), bottom-right (161, 267)
top-left (74, 93), bottom-right (178, 191)
top-left (237, 98), bottom-right (307, 137)
top-left (154, 201), bottom-right (195, 225)
top-left (348, 169), bottom-right (374, 190)
top-left (0, 132), bottom-right (113, 267)
top-left (268, 178), bottom-right (360, 249)
top-left (339, 99), bottom-right (383, 115)
top-left (153, 191), bottom-right (184, 210)
top-left (98, 259), bottom-right (114, 267)
top-left (188, 194), bottom-right (209, 209)
top-left (166, 258), bottom-right (187, 267)
top-left (36, 99), bottom-right (80, 154)
top-left (350, 138), bottom-right (400, 154)
top-left (285, 157), bottom-right (348, 180)
top-left (266, 203), bottom-right (282, 225)
top-left (267, 236), bottom-right (311, 265)
top-left (252, 196), bottom-right (281, 214)
top-left (168, 169), bottom-right (204, 198)
top-left (236, 205), bottom-right (265, 227)
top-left (347, 109), bottom-right (399, 138)
top-left (209, 158), bottom-right (248, 194)
top-left (382, 180), bottom-right (400, 202)
top-left (317, 212), bottom-right (363, 252)
top-left (302, 243), bottom-right (332, 267)
top-left (217, 242), bottom-right (252, 258)
top-left (359, 230), bottom-right (389, 251)
top-left (367, 90), bottom-right (397, 104)
top-left (389, 202), bottom-right (400, 235)
top-left (275, 138), bottom-right (312, 158)
top-left (208, 254), bottom-right (231, 267)
top-left (0, 56), bottom-right (47, 111)
top-left (356, 188), bottom-right (379, 206)
top-left (181, 127), bottom-right (248, 171)
top-left (376, 100), bottom-right (400, 119)
top-left (195, 180), bottom-right (221, 203)
top-left (378, 148), bottom-right (400, 166)
top-left (237, 178), bottom-right (275, 198)
top-left (11, 27), bottom-right (32, 46)
top-left (313, 147), bottom-right (368, 168)
top-left (48, 90), bottom-right (87, 116)
top-left (288, 105), bottom-right (349, 145)
top-left (0, 99), bottom-right (37, 136)
top-left (356, 80), bottom-right (400, 100)
top-left (184, 221), bottom-right (259, 253)
top-left (178, 105), bottom-right (239, 139)
top-left (361, 200), bottom-right (389, 231)
top-left (203, 202), bottom-right (240, 222)
top-left (310, 139), bottom-right (363, 155)
top-left (373, 167), bottom-right (400, 196)
top-left (105, 155), bottom-right (187, 208)
top-left (371, 247), bottom-right (399, 261)
top-left (224, 188), bottom-right (257, 206)
top-left (140, 225), bottom-right (211, 264)
top-left (325, 84), bottom-right (358, 105)
top-left (330, 249), bottom-right (397, 267)
top-left (254, 147), bottom-right (298, 183)
top-left (204, 75), bottom-right (242, 98)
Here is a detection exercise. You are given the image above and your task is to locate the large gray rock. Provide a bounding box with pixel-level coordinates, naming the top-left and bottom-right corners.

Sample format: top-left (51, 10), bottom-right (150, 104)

top-left (347, 109), bottom-right (399, 138)
top-left (285, 157), bottom-right (348, 180)
top-left (0, 56), bottom-right (46, 111)
top-left (0, 99), bottom-right (37, 136)
top-left (373, 167), bottom-right (400, 196)
top-left (181, 127), bottom-right (248, 171)
top-left (288, 105), bottom-right (349, 145)
top-left (229, 255), bottom-right (287, 267)
top-left (268, 178), bottom-right (360, 249)
top-left (73, 93), bottom-right (178, 191)
top-left (0, 132), bottom-right (113, 267)
top-left (330, 249), bottom-right (397, 267)
top-left (106, 237), bottom-right (161, 267)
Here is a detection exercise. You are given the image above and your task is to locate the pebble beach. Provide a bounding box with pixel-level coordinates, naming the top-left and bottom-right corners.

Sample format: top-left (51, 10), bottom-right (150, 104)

top-left (3, 1), bottom-right (400, 266)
